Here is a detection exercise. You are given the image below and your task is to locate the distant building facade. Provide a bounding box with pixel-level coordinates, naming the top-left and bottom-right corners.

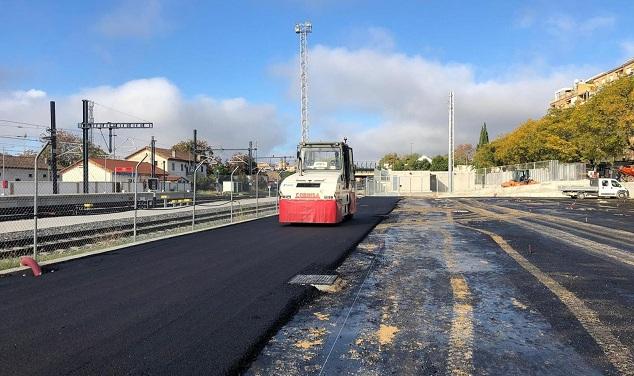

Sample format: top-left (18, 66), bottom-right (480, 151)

top-left (125, 147), bottom-right (206, 180)
top-left (0, 154), bottom-right (49, 181)
top-left (60, 158), bottom-right (167, 183)
top-left (550, 58), bottom-right (634, 109)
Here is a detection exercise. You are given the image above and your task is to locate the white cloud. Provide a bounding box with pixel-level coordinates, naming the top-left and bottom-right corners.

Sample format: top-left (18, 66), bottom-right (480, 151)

top-left (275, 45), bottom-right (590, 160)
top-left (97, 0), bottom-right (168, 39)
top-left (0, 78), bottom-right (289, 156)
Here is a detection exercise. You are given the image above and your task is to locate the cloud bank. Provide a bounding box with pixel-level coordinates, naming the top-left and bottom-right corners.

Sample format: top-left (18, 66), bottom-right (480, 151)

top-left (275, 45), bottom-right (590, 160)
top-left (0, 78), bottom-right (288, 156)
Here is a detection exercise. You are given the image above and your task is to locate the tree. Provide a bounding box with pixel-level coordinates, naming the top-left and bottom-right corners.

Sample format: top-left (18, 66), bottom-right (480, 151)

top-left (172, 139), bottom-right (212, 157)
top-left (477, 123), bottom-right (489, 150)
top-left (21, 130), bottom-right (108, 169)
top-left (226, 153), bottom-right (256, 175)
top-left (378, 153), bottom-right (431, 171)
top-left (430, 155), bottom-right (448, 171)
top-left (454, 144), bottom-right (475, 165)
top-left (472, 142), bottom-right (497, 168)
top-left (378, 153), bottom-right (399, 169)
top-left (471, 76), bottom-right (634, 166)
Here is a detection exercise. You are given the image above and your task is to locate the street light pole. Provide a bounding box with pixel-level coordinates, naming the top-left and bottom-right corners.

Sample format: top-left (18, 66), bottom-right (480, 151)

top-left (230, 165), bottom-right (239, 223)
top-left (228, 156), bottom-right (248, 223)
top-left (133, 153), bottom-right (148, 242)
top-left (33, 141), bottom-right (50, 259)
top-left (192, 156), bottom-right (212, 230)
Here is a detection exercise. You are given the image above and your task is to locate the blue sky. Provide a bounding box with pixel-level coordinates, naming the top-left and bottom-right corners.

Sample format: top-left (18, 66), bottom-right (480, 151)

top-left (1, 0), bottom-right (633, 158)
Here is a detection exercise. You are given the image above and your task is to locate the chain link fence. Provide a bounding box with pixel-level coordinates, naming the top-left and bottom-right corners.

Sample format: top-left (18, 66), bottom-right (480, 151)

top-left (356, 160), bottom-right (587, 196)
top-left (474, 160), bottom-right (586, 187)
top-left (0, 171), bottom-right (281, 271)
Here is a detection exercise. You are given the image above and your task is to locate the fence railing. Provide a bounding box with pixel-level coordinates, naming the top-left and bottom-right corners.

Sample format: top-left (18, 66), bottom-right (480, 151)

top-left (474, 160), bottom-right (586, 187)
top-left (0, 173), bottom-right (281, 271)
top-left (356, 160), bottom-right (588, 196)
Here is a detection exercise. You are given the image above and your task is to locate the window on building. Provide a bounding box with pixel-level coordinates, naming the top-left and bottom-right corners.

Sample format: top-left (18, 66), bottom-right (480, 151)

top-left (180, 164), bottom-right (183, 171)
top-left (43, 174), bottom-right (47, 178)
top-left (28, 173), bottom-right (33, 178)
top-left (172, 162), bottom-right (175, 170)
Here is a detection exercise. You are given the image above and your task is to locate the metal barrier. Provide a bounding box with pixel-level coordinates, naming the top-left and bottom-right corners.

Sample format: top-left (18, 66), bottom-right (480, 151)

top-left (474, 160), bottom-right (586, 187)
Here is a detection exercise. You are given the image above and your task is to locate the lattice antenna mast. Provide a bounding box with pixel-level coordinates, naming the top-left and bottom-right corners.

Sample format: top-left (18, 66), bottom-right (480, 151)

top-left (295, 21), bottom-right (312, 143)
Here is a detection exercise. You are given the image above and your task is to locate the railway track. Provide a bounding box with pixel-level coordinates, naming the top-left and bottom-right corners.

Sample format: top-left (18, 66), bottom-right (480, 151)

top-left (0, 194), bottom-right (257, 222)
top-left (1, 201), bottom-right (277, 260)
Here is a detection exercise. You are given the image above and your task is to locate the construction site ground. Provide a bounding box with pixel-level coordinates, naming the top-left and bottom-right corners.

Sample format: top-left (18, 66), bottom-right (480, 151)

top-left (248, 197), bottom-right (634, 375)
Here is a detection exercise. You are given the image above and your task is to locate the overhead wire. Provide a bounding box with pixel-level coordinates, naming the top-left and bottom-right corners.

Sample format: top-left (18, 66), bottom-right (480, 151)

top-left (0, 119), bottom-right (48, 128)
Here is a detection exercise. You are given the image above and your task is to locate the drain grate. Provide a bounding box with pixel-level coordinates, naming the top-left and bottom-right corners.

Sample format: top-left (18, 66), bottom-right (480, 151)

top-left (289, 274), bottom-right (338, 286)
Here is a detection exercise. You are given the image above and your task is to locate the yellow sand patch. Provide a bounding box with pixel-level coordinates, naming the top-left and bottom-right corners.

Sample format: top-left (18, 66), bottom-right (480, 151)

top-left (294, 327), bottom-right (327, 349)
top-left (313, 312), bottom-right (330, 321)
top-left (377, 324), bottom-right (399, 345)
top-left (450, 276), bottom-right (470, 301)
top-left (294, 339), bottom-right (323, 349)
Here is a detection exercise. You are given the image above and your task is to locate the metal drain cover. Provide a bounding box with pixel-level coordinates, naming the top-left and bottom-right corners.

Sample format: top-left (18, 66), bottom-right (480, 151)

top-left (289, 274), bottom-right (338, 286)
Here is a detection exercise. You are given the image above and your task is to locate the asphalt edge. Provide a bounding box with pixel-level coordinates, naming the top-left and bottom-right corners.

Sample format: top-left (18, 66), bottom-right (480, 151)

top-left (234, 197), bottom-right (400, 375)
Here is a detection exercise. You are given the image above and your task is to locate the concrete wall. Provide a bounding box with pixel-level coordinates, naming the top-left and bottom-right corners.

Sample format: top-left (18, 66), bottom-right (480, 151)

top-left (0, 167), bottom-right (49, 182)
top-left (370, 170), bottom-right (476, 194)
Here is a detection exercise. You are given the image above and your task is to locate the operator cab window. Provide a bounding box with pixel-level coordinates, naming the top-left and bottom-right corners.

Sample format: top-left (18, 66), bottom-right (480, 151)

top-left (611, 180), bottom-right (622, 187)
top-left (302, 148), bottom-right (341, 170)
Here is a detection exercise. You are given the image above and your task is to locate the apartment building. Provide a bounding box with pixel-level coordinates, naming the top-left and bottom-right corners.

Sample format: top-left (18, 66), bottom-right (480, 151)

top-left (549, 58), bottom-right (634, 109)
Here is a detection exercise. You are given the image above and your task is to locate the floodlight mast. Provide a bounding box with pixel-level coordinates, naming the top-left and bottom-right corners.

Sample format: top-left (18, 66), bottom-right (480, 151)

top-left (295, 21), bottom-right (312, 143)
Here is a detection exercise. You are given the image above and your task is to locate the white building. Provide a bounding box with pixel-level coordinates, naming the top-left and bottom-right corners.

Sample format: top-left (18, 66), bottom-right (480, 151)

top-left (126, 147), bottom-right (208, 180)
top-left (0, 154), bottom-right (49, 182)
top-left (60, 158), bottom-right (167, 183)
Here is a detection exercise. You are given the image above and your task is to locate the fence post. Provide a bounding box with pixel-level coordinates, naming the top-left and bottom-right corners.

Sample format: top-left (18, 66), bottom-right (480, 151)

top-left (230, 166), bottom-right (239, 223)
top-left (33, 142), bottom-right (50, 259)
top-left (276, 177), bottom-right (280, 214)
top-left (192, 168), bottom-right (197, 231)
top-left (133, 154), bottom-right (148, 242)
top-left (192, 157), bottom-right (210, 231)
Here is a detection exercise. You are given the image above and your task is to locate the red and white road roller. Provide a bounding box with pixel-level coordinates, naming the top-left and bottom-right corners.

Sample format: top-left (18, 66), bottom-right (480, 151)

top-left (279, 141), bottom-right (356, 224)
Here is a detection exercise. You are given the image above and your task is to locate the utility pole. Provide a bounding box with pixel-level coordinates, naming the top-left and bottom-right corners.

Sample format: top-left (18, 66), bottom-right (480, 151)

top-left (248, 141), bottom-right (253, 175)
top-left (192, 129), bottom-right (197, 187)
top-left (295, 21), bottom-right (312, 143)
top-left (448, 91), bottom-right (455, 193)
top-left (50, 101), bottom-right (58, 194)
top-left (162, 160), bottom-right (166, 191)
top-left (79, 98), bottom-right (153, 193)
top-left (151, 136), bottom-right (156, 178)
top-left (82, 99), bottom-right (90, 193)
top-left (193, 129), bottom-right (197, 167)
top-left (2, 147), bottom-right (5, 196)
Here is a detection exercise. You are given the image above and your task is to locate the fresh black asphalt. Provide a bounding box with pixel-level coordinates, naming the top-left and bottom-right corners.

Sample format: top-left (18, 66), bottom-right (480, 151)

top-left (0, 196), bottom-right (398, 376)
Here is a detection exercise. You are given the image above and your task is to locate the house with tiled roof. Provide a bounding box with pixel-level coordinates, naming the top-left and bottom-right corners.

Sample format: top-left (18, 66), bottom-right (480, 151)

top-left (0, 154), bottom-right (49, 182)
top-left (60, 157), bottom-right (172, 184)
top-left (125, 146), bottom-right (207, 180)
